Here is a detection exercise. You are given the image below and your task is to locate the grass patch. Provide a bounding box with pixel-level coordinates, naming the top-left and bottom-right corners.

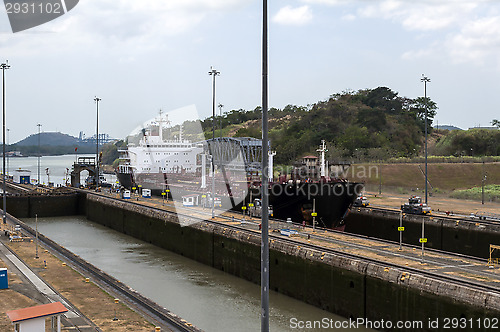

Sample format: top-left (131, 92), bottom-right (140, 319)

top-left (396, 187), bottom-right (409, 195)
top-left (450, 185), bottom-right (500, 202)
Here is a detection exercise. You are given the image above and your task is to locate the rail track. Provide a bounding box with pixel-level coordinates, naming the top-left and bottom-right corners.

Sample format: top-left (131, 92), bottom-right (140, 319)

top-left (12, 213), bottom-right (200, 332)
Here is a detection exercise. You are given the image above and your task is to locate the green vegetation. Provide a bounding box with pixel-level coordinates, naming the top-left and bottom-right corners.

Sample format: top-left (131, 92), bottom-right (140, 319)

top-left (14, 132), bottom-right (79, 146)
top-left (201, 87), bottom-right (440, 164)
top-left (450, 185), bottom-right (500, 202)
top-left (432, 129), bottom-right (500, 156)
top-left (100, 140), bottom-right (126, 166)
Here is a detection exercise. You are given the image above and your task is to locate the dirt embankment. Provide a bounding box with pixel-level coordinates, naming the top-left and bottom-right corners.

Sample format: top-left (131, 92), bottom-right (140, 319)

top-left (345, 162), bottom-right (500, 192)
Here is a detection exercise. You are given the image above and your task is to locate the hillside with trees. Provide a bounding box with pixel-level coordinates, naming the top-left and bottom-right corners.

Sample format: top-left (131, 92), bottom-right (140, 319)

top-left (9, 132), bottom-right (95, 156)
top-left (201, 87), bottom-right (439, 164)
top-left (431, 129), bottom-right (500, 156)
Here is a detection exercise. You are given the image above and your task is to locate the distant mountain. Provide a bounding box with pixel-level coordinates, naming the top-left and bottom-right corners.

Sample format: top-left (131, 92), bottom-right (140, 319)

top-left (434, 125), bottom-right (463, 131)
top-left (9, 132), bottom-right (97, 156)
top-left (14, 132), bottom-right (80, 146)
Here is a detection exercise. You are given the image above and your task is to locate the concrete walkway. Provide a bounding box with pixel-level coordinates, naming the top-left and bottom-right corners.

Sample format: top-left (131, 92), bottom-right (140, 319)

top-left (0, 231), bottom-right (98, 331)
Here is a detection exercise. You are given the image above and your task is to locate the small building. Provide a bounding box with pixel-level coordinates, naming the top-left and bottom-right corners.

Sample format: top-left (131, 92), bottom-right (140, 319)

top-left (301, 155), bottom-right (318, 170)
top-left (182, 194), bottom-right (200, 207)
top-left (292, 155), bottom-right (319, 179)
top-left (6, 302), bottom-right (68, 332)
top-left (13, 169), bottom-right (31, 185)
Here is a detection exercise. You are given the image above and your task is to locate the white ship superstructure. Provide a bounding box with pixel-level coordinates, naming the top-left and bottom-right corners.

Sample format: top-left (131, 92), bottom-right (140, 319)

top-left (117, 112), bottom-right (204, 189)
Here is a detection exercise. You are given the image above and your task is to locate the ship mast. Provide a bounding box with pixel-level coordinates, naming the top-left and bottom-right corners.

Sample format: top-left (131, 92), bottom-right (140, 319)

top-left (155, 109), bottom-right (170, 142)
top-left (268, 150), bottom-right (276, 183)
top-left (317, 140), bottom-right (327, 178)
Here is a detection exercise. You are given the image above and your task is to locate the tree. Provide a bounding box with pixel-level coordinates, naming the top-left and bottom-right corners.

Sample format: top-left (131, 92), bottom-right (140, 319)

top-left (363, 87), bottom-right (403, 114)
top-left (492, 119), bottom-right (500, 128)
top-left (411, 97), bottom-right (438, 131)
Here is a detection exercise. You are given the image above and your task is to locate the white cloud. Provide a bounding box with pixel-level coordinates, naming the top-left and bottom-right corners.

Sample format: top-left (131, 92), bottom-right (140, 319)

top-left (358, 1), bottom-right (478, 31)
top-left (341, 14), bottom-right (356, 21)
top-left (302, 0), bottom-right (500, 67)
top-left (402, 47), bottom-right (434, 60)
top-left (301, 0), bottom-right (351, 5)
top-left (446, 16), bottom-right (500, 64)
top-left (273, 5), bottom-right (313, 26)
top-left (0, 0), bottom-right (251, 57)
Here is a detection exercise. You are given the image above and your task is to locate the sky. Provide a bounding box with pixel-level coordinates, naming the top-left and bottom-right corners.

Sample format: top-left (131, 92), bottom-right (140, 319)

top-left (0, 0), bottom-right (499, 143)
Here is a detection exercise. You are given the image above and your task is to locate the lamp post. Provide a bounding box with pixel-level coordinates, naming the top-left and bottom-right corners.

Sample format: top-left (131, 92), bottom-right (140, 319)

top-left (218, 103), bottom-right (223, 139)
top-left (37, 124), bottom-right (41, 185)
top-left (482, 161), bottom-right (486, 205)
top-left (421, 75), bottom-right (430, 205)
top-left (1, 61), bottom-right (10, 225)
top-left (261, 0), bottom-right (270, 330)
top-left (208, 67), bottom-right (220, 219)
top-left (94, 97), bottom-right (101, 187)
top-left (6, 128), bottom-right (9, 178)
top-left (35, 214), bottom-right (39, 259)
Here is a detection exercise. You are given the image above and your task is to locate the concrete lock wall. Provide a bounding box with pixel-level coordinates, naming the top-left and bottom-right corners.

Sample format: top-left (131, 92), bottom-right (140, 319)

top-left (6, 193), bottom-right (86, 218)
top-left (85, 194), bottom-right (500, 331)
top-left (345, 209), bottom-right (500, 259)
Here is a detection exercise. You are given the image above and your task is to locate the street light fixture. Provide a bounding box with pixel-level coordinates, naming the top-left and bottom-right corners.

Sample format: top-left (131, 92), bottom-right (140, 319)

top-left (421, 75), bottom-right (430, 205)
top-left (208, 67), bottom-right (220, 219)
top-left (1, 60), bottom-right (10, 225)
top-left (94, 97), bottom-right (101, 187)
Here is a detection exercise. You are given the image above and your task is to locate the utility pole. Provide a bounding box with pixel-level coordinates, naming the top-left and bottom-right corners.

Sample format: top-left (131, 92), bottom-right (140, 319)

top-left (421, 75), bottom-right (430, 205)
top-left (35, 214), bottom-right (39, 259)
top-left (37, 124), bottom-right (41, 185)
top-left (218, 103), bottom-right (223, 140)
top-left (1, 61), bottom-right (9, 225)
top-left (94, 97), bottom-right (101, 187)
top-left (482, 161), bottom-right (486, 205)
top-left (6, 128), bottom-right (9, 178)
top-left (208, 67), bottom-right (220, 219)
top-left (379, 162), bottom-right (382, 195)
top-left (261, 0), bottom-right (270, 330)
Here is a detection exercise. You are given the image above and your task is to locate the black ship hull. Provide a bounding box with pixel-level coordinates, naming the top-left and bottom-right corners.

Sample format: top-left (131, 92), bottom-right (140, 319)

top-left (265, 182), bottom-right (361, 229)
top-left (116, 171), bottom-right (134, 189)
top-left (116, 170), bottom-right (362, 230)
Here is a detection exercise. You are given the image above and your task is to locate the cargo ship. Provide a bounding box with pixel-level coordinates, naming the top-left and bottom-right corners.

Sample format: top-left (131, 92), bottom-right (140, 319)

top-left (116, 113), bottom-right (362, 230)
